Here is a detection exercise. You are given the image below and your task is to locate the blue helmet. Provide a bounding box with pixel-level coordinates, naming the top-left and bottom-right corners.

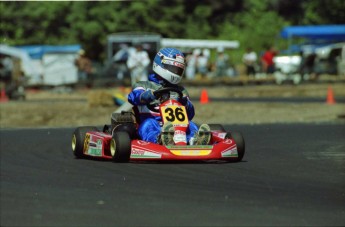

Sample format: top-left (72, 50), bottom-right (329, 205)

top-left (152, 47), bottom-right (186, 84)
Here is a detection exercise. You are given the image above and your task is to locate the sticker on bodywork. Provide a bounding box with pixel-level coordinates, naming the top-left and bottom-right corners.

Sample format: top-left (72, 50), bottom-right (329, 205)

top-left (161, 105), bottom-right (188, 125)
top-left (85, 135), bottom-right (103, 156)
top-left (131, 147), bottom-right (162, 159)
top-left (170, 149), bottom-right (212, 156)
top-left (221, 147), bottom-right (238, 157)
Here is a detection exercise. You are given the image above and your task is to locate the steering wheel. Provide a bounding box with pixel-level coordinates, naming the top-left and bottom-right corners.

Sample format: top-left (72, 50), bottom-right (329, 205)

top-left (153, 87), bottom-right (183, 100)
top-left (147, 87), bottom-right (184, 112)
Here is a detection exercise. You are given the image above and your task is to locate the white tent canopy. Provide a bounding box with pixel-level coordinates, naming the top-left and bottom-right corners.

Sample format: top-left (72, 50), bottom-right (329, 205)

top-left (1, 44), bottom-right (82, 86)
top-left (161, 38), bottom-right (240, 50)
top-left (0, 44), bottom-right (40, 82)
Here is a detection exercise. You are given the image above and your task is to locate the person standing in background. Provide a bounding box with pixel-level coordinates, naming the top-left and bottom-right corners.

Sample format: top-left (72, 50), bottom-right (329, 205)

top-left (261, 45), bottom-right (277, 75)
top-left (185, 49), bottom-right (198, 80)
top-left (127, 44), bottom-right (150, 86)
top-left (215, 47), bottom-right (229, 77)
top-left (75, 49), bottom-right (93, 82)
top-left (242, 47), bottom-right (257, 77)
top-left (196, 51), bottom-right (208, 78)
top-left (112, 44), bottom-right (129, 80)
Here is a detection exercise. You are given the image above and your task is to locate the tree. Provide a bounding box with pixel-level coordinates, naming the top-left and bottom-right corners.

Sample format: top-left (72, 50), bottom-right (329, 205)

top-left (218, 0), bottom-right (287, 62)
top-left (302, 0), bottom-right (345, 24)
top-left (1, 0), bottom-right (343, 62)
top-left (1, 2), bottom-right (73, 45)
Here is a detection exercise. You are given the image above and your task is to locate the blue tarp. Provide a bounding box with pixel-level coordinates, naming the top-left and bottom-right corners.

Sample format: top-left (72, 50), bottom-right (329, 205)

top-left (280, 25), bottom-right (345, 40)
top-left (16, 45), bottom-right (81, 59)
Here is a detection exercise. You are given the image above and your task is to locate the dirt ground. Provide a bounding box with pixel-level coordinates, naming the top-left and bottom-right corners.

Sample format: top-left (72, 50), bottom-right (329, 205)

top-left (0, 83), bottom-right (344, 128)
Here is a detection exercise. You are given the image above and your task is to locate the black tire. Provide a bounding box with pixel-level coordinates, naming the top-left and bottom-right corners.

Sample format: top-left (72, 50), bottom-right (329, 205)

top-left (208, 124), bottom-right (225, 132)
top-left (113, 123), bottom-right (138, 139)
top-left (110, 131), bottom-right (131, 162)
top-left (226, 131), bottom-right (245, 162)
top-left (72, 126), bottom-right (99, 158)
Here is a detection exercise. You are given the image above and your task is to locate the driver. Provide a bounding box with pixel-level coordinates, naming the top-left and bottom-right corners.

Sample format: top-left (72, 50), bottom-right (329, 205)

top-left (128, 47), bottom-right (210, 146)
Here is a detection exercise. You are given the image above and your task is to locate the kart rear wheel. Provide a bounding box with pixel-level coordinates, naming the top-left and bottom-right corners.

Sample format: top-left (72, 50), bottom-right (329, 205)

top-left (226, 131), bottom-right (245, 162)
top-left (72, 126), bottom-right (99, 158)
top-left (110, 131), bottom-right (131, 162)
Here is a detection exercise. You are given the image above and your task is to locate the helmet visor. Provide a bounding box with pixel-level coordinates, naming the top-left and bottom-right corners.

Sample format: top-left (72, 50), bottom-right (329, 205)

top-left (162, 63), bottom-right (184, 76)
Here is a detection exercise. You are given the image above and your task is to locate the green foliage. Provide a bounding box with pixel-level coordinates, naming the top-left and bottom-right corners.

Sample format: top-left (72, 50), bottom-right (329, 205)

top-left (302, 0), bottom-right (345, 24)
top-left (185, 5), bottom-right (212, 39)
top-left (219, 0), bottom-right (288, 62)
top-left (0, 0), bottom-right (343, 62)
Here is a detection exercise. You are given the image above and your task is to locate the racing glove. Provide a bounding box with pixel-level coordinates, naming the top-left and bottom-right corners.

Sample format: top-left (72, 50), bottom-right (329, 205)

top-left (140, 90), bottom-right (155, 104)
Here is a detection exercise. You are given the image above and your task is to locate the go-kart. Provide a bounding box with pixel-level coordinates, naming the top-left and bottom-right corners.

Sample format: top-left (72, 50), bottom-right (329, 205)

top-left (72, 87), bottom-right (245, 162)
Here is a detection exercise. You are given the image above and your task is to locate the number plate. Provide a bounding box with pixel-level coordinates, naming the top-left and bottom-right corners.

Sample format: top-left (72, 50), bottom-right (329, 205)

top-left (161, 105), bottom-right (188, 125)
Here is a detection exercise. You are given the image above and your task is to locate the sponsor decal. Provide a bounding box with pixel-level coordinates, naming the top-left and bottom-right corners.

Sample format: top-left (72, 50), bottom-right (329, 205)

top-left (175, 54), bottom-right (184, 63)
top-left (223, 138), bottom-right (233, 144)
top-left (218, 133), bottom-right (227, 139)
top-left (86, 137), bottom-right (103, 156)
top-left (161, 105), bottom-right (188, 125)
top-left (173, 123), bottom-right (188, 127)
top-left (221, 147), bottom-right (238, 157)
top-left (88, 147), bottom-right (102, 156)
top-left (175, 130), bottom-right (185, 135)
top-left (170, 149), bottom-right (212, 156)
top-left (173, 61), bottom-right (184, 68)
top-left (89, 142), bottom-right (97, 147)
top-left (173, 130), bottom-right (187, 144)
top-left (137, 141), bottom-right (150, 145)
top-left (166, 145), bottom-right (213, 149)
top-left (162, 59), bottom-right (174, 65)
top-left (131, 147), bottom-right (162, 159)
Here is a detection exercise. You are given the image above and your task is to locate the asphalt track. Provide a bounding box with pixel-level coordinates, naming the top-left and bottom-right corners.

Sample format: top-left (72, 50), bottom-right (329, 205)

top-left (1, 124), bottom-right (344, 226)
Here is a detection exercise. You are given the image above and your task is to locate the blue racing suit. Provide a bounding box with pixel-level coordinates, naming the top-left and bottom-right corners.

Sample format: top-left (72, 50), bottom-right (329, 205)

top-left (128, 73), bottom-right (198, 144)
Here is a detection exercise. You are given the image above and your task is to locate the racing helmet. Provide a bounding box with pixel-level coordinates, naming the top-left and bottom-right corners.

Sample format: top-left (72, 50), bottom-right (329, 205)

top-left (152, 48), bottom-right (186, 84)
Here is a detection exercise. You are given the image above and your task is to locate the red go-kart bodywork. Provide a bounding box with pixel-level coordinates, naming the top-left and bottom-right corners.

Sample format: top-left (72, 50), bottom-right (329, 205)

top-left (72, 87), bottom-right (245, 162)
top-left (73, 129), bottom-right (242, 162)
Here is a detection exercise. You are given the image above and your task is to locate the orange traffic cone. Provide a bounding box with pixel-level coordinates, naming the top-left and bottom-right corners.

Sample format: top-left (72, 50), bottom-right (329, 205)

top-left (326, 86), bottom-right (335, 105)
top-left (0, 88), bottom-right (9, 103)
top-left (200, 89), bottom-right (209, 104)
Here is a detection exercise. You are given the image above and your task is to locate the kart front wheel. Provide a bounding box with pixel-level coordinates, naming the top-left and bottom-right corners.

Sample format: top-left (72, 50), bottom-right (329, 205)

top-left (110, 131), bottom-right (131, 162)
top-left (226, 131), bottom-right (245, 162)
top-left (72, 126), bottom-right (99, 158)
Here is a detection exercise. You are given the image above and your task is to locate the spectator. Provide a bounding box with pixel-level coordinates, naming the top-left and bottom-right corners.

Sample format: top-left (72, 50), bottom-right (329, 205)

top-left (196, 51), bottom-right (208, 78)
top-left (127, 44), bottom-right (150, 86)
top-left (74, 49), bottom-right (93, 82)
top-left (215, 47), bottom-right (229, 77)
top-left (242, 47), bottom-right (257, 76)
top-left (202, 49), bottom-right (211, 61)
top-left (112, 44), bottom-right (129, 80)
top-left (261, 45), bottom-right (277, 75)
top-left (185, 50), bottom-right (198, 80)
